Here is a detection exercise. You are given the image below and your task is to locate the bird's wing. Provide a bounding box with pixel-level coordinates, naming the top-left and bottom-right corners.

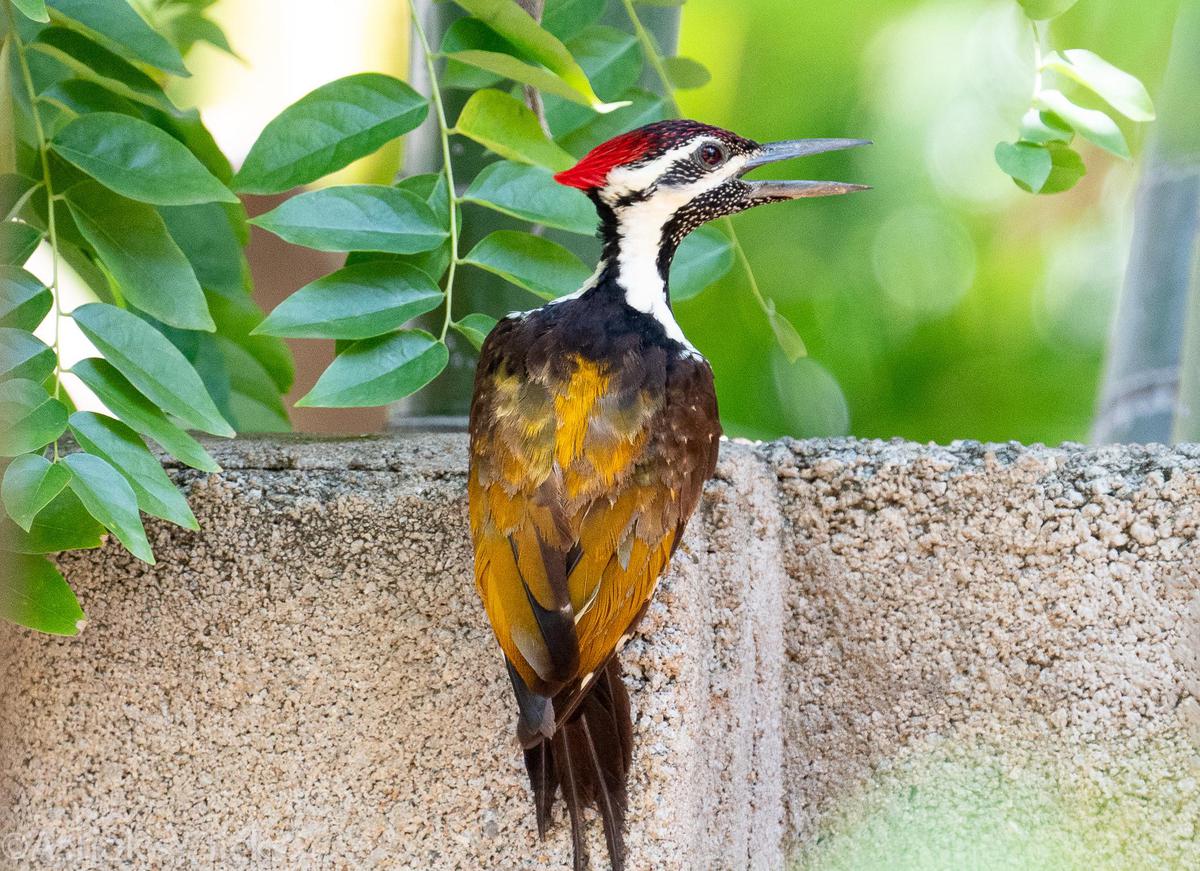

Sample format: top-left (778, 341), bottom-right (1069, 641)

top-left (469, 320), bottom-right (582, 698)
top-left (469, 319), bottom-right (719, 711)
top-left (566, 354), bottom-right (719, 683)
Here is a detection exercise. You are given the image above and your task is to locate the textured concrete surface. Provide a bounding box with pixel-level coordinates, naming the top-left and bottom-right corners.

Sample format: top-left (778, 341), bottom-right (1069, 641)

top-left (1, 436), bottom-right (1197, 870)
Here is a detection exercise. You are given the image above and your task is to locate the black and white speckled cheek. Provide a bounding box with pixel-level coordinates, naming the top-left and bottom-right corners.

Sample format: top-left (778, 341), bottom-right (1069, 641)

top-left (661, 179), bottom-right (754, 245)
top-left (659, 158), bottom-right (709, 188)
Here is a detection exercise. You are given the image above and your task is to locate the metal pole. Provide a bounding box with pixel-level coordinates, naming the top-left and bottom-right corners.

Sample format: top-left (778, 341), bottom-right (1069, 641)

top-left (1092, 0), bottom-right (1200, 444)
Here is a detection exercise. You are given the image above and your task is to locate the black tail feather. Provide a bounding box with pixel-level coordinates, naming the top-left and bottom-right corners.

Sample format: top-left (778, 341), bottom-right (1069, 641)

top-left (522, 740), bottom-right (556, 837)
top-left (579, 716), bottom-right (625, 867)
top-left (521, 658), bottom-right (632, 871)
top-left (558, 729), bottom-right (589, 871)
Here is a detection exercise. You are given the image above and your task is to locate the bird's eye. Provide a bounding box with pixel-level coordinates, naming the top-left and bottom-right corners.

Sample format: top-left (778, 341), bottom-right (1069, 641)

top-left (697, 143), bottom-right (726, 168)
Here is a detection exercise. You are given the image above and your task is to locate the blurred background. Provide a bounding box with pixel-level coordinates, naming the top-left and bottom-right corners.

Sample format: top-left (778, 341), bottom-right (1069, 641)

top-left (168, 0), bottom-right (1186, 443)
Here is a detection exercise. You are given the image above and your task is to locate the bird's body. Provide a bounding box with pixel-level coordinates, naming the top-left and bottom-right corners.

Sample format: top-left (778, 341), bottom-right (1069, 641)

top-left (468, 211), bottom-right (721, 870)
top-left (467, 120), bottom-right (868, 870)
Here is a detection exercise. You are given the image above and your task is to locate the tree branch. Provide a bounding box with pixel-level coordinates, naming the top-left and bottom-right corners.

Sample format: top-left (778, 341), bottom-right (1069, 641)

top-left (515, 0), bottom-right (551, 136)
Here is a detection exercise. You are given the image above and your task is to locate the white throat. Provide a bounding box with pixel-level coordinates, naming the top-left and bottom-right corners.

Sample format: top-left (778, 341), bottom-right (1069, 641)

top-left (600, 141), bottom-right (749, 356)
top-left (611, 206), bottom-right (696, 352)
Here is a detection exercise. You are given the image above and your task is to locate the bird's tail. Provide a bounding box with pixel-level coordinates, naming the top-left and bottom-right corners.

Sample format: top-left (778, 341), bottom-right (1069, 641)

top-left (522, 658), bottom-right (634, 871)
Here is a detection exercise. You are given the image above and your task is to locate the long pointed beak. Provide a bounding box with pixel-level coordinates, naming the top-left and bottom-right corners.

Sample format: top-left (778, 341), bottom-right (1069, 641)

top-left (741, 138), bottom-right (872, 199)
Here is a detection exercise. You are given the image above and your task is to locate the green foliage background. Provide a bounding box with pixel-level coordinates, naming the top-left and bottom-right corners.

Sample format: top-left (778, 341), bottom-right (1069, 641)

top-left (673, 0), bottom-right (1179, 444)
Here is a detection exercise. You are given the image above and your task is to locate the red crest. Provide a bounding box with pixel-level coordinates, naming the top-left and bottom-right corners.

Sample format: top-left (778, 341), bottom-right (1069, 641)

top-left (553, 129), bottom-right (655, 190)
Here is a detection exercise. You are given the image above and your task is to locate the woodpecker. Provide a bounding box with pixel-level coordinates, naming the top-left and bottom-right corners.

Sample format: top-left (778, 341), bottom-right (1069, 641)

top-left (468, 120), bottom-right (868, 870)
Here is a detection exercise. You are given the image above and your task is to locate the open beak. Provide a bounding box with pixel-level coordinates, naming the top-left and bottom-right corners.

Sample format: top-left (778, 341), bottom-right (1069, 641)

top-left (740, 138), bottom-right (872, 199)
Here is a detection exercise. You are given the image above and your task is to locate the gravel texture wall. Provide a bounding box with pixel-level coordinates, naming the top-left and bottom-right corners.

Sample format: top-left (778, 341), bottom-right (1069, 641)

top-left (1, 436), bottom-right (1197, 870)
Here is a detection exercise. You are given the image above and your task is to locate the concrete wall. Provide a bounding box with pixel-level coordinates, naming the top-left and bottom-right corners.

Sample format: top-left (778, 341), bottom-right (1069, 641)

top-left (1, 436), bottom-right (1197, 870)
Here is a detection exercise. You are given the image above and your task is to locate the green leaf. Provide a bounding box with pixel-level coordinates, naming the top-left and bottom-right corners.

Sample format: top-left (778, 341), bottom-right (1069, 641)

top-left (205, 292), bottom-right (293, 394)
top-left (71, 302), bottom-right (235, 437)
top-left (455, 89), bottom-right (575, 171)
top-left (69, 411), bottom-right (198, 530)
top-left (254, 261), bottom-right (443, 340)
top-left (38, 78), bottom-right (141, 126)
top-left (462, 230), bottom-right (591, 300)
top-left (30, 27), bottom-right (174, 112)
top-left (552, 28), bottom-right (642, 134)
top-left (17, 38), bottom-right (69, 106)
top-left (542, 0), bottom-right (604, 41)
top-left (157, 7), bottom-right (231, 56)
top-left (447, 49), bottom-right (600, 107)
top-left (995, 141), bottom-right (1053, 192)
top-left (544, 24), bottom-right (643, 137)
top-left (1, 221), bottom-right (43, 265)
top-left (1, 454), bottom-right (71, 531)
top-left (0, 328), bottom-right (54, 382)
top-left (184, 333), bottom-right (232, 421)
top-left (0, 174), bottom-right (39, 219)
top-left (63, 451), bottom-right (153, 563)
top-left (1016, 0), bottom-right (1078, 19)
top-left (663, 56), bottom-right (711, 90)
top-left (225, 390), bottom-right (288, 433)
top-left (71, 357), bottom-right (219, 472)
top-left (45, 0), bottom-right (189, 77)
top-left (453, 313), bottom-right (498, 352)
top-left (764, 299), bottom-right (807, 362)
top-left (2, 486), bottom-right (103, 553)
top-left (462, 160), bottom-right (595, 234)
top-left (52, 113), bottom-right (237, 206)
top-left (0, 379), bottom-right (68, 456)
top-left (1042, 49), bottom-right (1155, 122)
top-left (558, 88), bottom-right (669, 156)
top-left (1034, 89), bottom-right (1130, 159)
top-left (543, 0), bottom-right (605, 42)
top-left (571, 26), bottom-right (642, 98)
top-left (635, 0), bottom-right (687, 5)
top-left (395, 172), bottom-right (449, 219)
top-left (250, 185), bottom-right (447, 254)
top-left (12, 0), bottom-right (50, 23)
top-left (395, 174), bottom-right (453, 280)
top-left (449, 0), bottom-right (625, 112)
top-left (160, 108), bottom-right (234, 185)
top-left (216, 338), bottom-right (290, 433)
top-left (0, 553), bottom-right (84, 636)
top-left (0, 266), bottom-right (52, 330)
top-left (159, 202), bottom-right (250, 299)
top-left (160, 8), bottom-right (238, 58)
top-left (344, 175), bottom-right (453, 282)
top-left (1039, 142), bottom-right (1087, 194)
top-left (57, 243), bottom-right (112, 302)
top-left (671, 226), bottom-right (734, 301)
top-left (234, 73), bottom-right (428, 195)
top-left (65, 182), bottom-right (213, 331)
top-left (297, 329), bottom-right (448, 408)
top-left (1018, 109), bottom-right (1074, 145)
top-left (440, 18), bottom-right (515, 90)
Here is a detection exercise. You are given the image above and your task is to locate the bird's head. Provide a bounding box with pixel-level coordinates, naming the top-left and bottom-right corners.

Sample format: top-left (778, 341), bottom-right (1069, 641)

top-left (554, 119), bottom-right (870, 251)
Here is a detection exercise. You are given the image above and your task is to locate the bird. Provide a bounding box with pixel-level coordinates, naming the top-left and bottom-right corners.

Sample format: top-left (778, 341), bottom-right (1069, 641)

top-left (467, 119), bottom-right (868, 870)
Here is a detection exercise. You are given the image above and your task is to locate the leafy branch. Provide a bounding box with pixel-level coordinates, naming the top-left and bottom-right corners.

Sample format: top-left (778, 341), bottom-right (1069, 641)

top-left (5, 0), bottom-right (63, 424)
top-left (996, 0), bottom-right (1156, 194)
top-left (247, 0), bottom-right (758, 408)
top-left (2, 0), bottom-right (288, 635)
